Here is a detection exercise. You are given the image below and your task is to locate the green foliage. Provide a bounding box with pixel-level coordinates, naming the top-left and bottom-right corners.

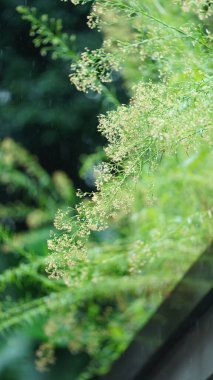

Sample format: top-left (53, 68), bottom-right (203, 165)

top-left (0, 138), bottom-right (76, 231)
top-left (16, 6), bottom-right (77, 61)
top-left (0, 140), bottom-right (75, 339)
top-left (1, 1), bottom-right (213, 379)
top-left (17, 4), bottom-right (120, 106)
top-left (66, 0), bottom-right (212, 91)
top-left (1, 147), bottom-right (212, 379)
top-left (0, 0), bottom-right (103, 186)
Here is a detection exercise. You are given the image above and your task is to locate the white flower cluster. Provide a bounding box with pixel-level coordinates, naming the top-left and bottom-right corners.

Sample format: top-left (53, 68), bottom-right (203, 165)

top-left (70, 48), bottom-right (120, 93)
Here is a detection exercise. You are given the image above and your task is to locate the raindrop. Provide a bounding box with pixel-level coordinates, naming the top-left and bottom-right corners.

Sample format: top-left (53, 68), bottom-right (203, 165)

top-left (0, 89), bottom-right (11, 105)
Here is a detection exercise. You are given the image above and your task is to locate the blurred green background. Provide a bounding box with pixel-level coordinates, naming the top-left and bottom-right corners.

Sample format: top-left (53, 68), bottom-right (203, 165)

top-left (0, 0), bottom-right (104, 187)
top-left (0, 1), bottom-right (212, 379)
top-left (0, 1), bottom-right (106, 378)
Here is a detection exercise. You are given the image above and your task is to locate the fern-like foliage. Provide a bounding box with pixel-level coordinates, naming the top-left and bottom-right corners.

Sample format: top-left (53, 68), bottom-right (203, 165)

top-left (0, 140), bottom-right (75, 349)
top-left (16, 6), bottom-right (77, 60)
top-left (1, 1), bottom-right (213, 379)
top-left (0, 138), bottom-right (75, 231)
top-left (67, 0), bottom-right (212, 91)
top-left (17, 5), bottom-right (120, 106)
top-left (47, 79), bottom-right (212, 276)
